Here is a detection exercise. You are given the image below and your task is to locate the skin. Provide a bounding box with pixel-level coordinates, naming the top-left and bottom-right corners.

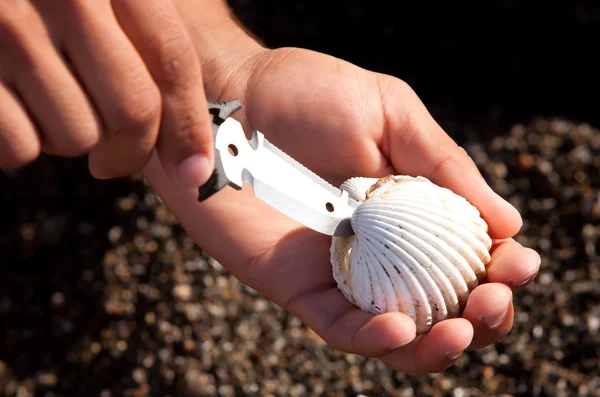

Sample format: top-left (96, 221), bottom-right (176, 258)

top-left (0, 0), bottom-right (214, 187)
top-left (143, 42), bottom-right (541, 372)
top-left (1, 0), bottom-right (541, 373)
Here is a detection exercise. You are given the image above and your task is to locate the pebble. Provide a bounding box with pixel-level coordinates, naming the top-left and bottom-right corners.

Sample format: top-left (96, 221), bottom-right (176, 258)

top-left (173, 284), bottom-right (193, 301)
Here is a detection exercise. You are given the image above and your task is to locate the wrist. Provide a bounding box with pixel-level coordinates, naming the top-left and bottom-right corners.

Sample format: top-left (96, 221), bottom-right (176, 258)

top-left (174, 0), bottom-right (267, 99)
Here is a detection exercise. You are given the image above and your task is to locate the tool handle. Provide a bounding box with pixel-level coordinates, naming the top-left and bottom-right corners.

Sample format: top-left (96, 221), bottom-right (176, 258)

top-left (198, 99), bottom-right (242, 201)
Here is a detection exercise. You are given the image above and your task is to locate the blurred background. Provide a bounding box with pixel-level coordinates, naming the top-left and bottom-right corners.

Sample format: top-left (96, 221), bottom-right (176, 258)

top-left (1, 1), bottom-right (599, 396)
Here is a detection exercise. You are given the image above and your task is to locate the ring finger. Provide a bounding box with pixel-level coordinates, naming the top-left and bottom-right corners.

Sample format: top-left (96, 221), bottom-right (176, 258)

top-left (0, 81), bottom-right (40, 168)
top-left (42, 0), bottom-right (162, 178)
top-left (4, 3), bottom-right (101, 156)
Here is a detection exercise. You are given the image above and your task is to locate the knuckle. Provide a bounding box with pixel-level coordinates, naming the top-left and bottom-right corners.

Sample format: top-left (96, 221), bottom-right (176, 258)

top-left (393, 78), bottom-right (417, 99)
top-left (0, 5), bottom-right (53, 69)
top-left (112, 85), bottom-right (162, 137)
top-left (0, 1), bottom-right (31, 26)
top-left (0, 5), bottom-right (33, 49)
top-left (170, 109), bottom-right (208, 146)
top-left (150, 32), bottom-right (197, 85)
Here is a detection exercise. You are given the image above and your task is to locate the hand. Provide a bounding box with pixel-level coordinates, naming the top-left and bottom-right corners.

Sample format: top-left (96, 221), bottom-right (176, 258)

top-left (143, 47), bottom-right (541, 373)
top-left (0, 0), bottom-right (214, 187)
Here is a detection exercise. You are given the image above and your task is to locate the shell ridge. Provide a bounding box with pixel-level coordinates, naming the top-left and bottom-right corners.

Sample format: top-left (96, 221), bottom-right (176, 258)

top-left (348, 243), bottom-right (376, 311)
top-left (331, 174), bottom-right (493, 334)
top-left (364, 219), bottom-right (468, 317)
top-left (353, 208), bottom-right (476, 287)
top-left (376, 200), bottom-right (492, 257)
top-left (371, 222), bottom-right (461, 319)
top-left (361, 234), bottom-right (405, 313)
top-left (340, 177), bottom-right (379, 202)
top-left (361, 240), bottom-right (402, 313)
top-left (365, 191), bottom-right (484, 227)
top-left (362, 221), bottom-right (460, 322)
top-left (353, 207), bottom-right (476, 309)
top-left (378, 179), bottom-right (481, 211)
top-left (363, 224), bottom-right (447, 325)
top-left (355, 205), bottom-right (487, 278)
top-left (358, 231), bottom-right (422, 321)
top-left (355, 206), bottom-right (479, 281)
top-left (359, 226), bottom-right (435, 327)
top-left (368, 197), bottom-right (488, 235)
top-left (361, 247), bottom-right (389, 313)
top-left (355, 201), bottom-right (491, 267)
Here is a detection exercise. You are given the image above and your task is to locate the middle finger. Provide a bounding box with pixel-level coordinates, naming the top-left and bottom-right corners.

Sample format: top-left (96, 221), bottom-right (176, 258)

top-left (43, 0), bottom-right (162, 177)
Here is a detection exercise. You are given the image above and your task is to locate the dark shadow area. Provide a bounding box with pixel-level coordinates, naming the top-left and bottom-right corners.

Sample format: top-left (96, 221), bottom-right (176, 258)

top-left (229, 0), bottom-right (600, 135)
top-left (0, 156), bottom-right (156, 395)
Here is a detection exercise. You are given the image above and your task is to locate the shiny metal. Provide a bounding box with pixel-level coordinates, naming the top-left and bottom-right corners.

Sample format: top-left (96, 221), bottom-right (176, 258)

top-left (216, 117), bottom-right (357, 236)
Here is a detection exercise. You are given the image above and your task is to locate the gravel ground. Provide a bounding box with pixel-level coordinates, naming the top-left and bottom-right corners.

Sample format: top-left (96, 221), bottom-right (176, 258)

top-left (1, 2), bottom-right (599, 397)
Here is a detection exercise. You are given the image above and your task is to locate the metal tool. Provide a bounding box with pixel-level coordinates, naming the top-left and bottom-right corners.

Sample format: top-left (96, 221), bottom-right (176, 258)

top-left (198, 100), bottom-right (358, 236)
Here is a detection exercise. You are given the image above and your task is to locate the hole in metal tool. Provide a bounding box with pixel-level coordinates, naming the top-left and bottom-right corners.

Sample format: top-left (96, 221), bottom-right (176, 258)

top-left (326, 202), bottom-right (334, 212)
top-left (228, 144), bottom-right (238, 156)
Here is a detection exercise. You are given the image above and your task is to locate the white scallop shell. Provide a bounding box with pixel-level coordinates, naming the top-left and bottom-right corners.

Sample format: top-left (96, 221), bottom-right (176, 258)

top-left (330, 175), bottom-right (493, 334)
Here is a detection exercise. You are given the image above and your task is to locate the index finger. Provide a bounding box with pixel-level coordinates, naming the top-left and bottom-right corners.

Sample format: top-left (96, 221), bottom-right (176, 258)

top-left (378, 75), bottom-right (522, 239)
top-left (113, 0), bottom-right (214, 189)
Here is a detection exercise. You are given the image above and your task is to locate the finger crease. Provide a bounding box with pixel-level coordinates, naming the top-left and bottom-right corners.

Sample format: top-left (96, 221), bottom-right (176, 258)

top-left (321, 305), bottom-right (354, 349)
top-left (280, 282), bottom-right (332, 314)
top-left (349, 315), bottom-right (374, 353)
top-left (428, 152), bottom-right (455, 184)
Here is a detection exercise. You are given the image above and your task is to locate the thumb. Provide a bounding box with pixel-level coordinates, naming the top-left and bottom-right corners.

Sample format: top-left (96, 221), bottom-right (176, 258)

top-left (377, 75), bottom-right (522, 239)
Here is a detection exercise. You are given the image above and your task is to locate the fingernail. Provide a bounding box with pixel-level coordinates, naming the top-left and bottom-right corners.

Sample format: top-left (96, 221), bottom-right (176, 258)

top-left (480, 301), bottom-right (510, 329)
top-left (445, 350), bottom-right (463, 362)
top-left (509, 267), bottom-right (540, 288)
top-left (91, 172), bottom-right (112, 180)
top-left (176, 154), bottom-right (211, 188)
top-left (88, 165), bottom-right (112, 180)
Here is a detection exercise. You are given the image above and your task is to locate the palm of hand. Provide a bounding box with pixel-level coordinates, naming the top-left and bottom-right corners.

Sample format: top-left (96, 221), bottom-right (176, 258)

top-left (145, 48), bottom-right (541, 373)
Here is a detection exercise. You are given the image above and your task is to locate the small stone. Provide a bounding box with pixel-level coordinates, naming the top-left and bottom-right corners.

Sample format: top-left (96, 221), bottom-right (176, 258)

top-left (173, 284), bottom-right (192, 301)
top-left (20, 224), bottom-right (35, 241)
top-left (533, 325), bottom-right (544, 338)
top-left (116, 341), bottom-right (127, 352)
top-left (217, 384), bottom-right (235, 397)
top-left (132, 368), bottom-right (146, 384)
top-left (453, 387), bottom-right (466, 397)
top-left (518, 153), bottom-right (535, 169)
top-left (145, 312), bottom-right (156, 325)
top-left (117, 195), bottom-right (137, 211)
top-left (108, 226), bottom-right (123, 243)
top-left (35, 372), bottom-right (58, 387)
top-left (588, 315), bottom-right (600, 333)
top-left (207, 303), bottom-right (226, 318)
top-left (50, 292), bottom-right (65, 307)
